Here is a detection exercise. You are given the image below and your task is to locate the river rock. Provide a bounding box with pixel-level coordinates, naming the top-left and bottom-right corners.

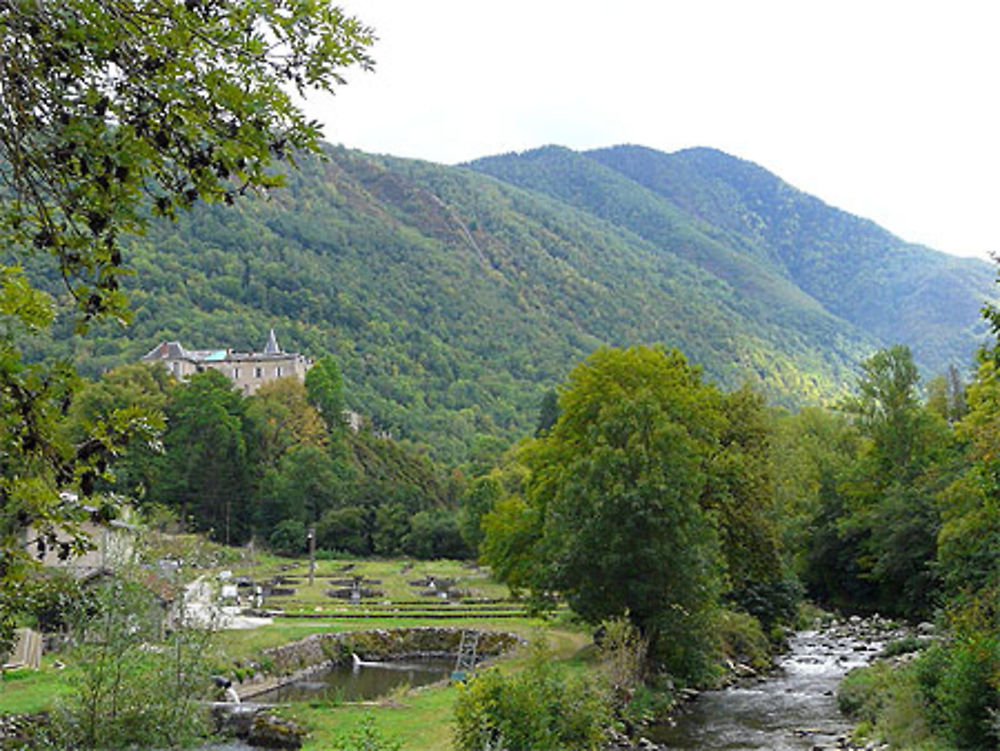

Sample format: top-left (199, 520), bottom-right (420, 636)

top-left (247, 713), bottom-right (305, 749)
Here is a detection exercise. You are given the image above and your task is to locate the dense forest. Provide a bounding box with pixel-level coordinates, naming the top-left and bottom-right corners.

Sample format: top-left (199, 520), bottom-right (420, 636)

top-left (67, 357), bottom-right (467, 560)
top-left (6, 133), bottom-right (998, 747)
top-left (13, 144), bottom-right (995, 465)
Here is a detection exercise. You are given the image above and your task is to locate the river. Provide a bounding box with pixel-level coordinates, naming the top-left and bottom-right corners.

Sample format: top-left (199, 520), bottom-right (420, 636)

top-left (202, 620), bottom-right (896, 751)
top-left (649, 621), bottom-right (891, 750)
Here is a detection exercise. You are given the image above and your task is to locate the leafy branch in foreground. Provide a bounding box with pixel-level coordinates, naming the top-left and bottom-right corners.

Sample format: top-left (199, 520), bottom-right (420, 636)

top-left (0, 0), bottom-right (374, 653)
top-left (0, 0), bottom-right (374, 324)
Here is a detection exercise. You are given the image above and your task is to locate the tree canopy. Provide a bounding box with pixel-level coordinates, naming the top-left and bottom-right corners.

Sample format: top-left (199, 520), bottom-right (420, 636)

top-left (0, 0), bottom-right (374, 653)
top-left (482, 347), bottom-right (776, 680)
top-left (0, 0), bottom-right (374, 323)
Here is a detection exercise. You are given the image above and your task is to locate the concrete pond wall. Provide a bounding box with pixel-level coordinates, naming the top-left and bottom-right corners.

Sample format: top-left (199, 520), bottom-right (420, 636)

top-left (234, 627), bottom-right (522, 699)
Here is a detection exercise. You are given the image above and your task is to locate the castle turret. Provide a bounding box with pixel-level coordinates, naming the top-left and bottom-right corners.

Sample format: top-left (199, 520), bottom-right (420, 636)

top-left (263, 328), bottom-right (281, 355)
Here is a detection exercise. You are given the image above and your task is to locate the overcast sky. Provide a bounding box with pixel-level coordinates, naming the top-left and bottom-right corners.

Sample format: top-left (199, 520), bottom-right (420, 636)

top-left (304, 1), bottom-right (1000, 261)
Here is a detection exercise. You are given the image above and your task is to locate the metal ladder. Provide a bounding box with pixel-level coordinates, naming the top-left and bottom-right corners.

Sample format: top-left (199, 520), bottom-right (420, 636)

top-left (451, 629), bottom-right (480, 682)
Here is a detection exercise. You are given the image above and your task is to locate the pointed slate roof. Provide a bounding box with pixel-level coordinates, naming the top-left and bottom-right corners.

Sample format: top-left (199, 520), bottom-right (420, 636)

top-left (263, 328), bottom-right (281, 355)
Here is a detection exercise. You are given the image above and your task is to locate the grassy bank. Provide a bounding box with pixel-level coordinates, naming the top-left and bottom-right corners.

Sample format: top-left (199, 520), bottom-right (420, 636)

top-left (294, 626), bottom-right (594, 751)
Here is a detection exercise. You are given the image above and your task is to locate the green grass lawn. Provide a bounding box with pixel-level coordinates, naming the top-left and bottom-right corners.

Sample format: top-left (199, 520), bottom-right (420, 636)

top-left (297, 681), bottom-right (463, 750)
top-left (0, 657), bottom-right (79, 715)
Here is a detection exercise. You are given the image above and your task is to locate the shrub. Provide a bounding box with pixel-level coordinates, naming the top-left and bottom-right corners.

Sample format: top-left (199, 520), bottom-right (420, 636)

top-left (838, 664), bottom-right (890, 723)
top-left (618, 684), bottom-right (677, 730)
top-left (454, 642), bottom-right (610, 751)
top-left (881, 635), bottom-right (928, 658)
top-left (333, 713), bottom-right (401, 751)
top-left (917, 634), bottom-right (1000, 751)
top-left (50, 579), bottom-right (213, 750)
top-left (717, 609), bottom-right (772, 672)
top-left (597, 615), bottom-right (647, 700)
top-left (839, 661), bottom-right (937, 749)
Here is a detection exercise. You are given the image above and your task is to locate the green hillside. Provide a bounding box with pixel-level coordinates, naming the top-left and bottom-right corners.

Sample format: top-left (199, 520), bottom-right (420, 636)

top-left (17, 144), bottom-right (995, 462)
top-left (579, 145), bottom-right (992, 374)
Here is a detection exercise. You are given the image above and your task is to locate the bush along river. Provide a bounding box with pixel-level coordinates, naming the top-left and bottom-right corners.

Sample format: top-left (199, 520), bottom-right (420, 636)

top-left (620, 615), bottom-right (927, 751)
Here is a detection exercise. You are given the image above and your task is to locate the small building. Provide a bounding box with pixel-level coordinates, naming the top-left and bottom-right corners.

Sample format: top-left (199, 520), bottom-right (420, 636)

top-left (2, 628), bottom-right (42, 671)
top-left (22, 493), bottom-right (137, 580)
top-left (142, 330), bottom-right (312, 395)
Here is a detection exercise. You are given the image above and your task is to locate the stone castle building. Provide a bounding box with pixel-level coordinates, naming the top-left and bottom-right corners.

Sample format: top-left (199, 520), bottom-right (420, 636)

top-left (142, 330), bottom-right (312, 395)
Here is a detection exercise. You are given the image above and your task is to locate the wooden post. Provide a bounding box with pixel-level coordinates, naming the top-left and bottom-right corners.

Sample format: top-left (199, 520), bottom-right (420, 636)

top-left (308, 526), bottom-right (316, 587)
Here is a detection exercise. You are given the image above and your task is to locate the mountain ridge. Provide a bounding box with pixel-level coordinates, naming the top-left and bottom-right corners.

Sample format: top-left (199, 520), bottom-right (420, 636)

top-left (468, 143), bottom-right (993, 376)
top-left (17, 142), bottom-right (996, 462)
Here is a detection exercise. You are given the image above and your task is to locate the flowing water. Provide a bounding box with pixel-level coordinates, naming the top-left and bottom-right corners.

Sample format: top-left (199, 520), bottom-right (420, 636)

top-left (650, 627), bottom-right (886, 750)
top-left (203, 625), bottom-right (889, 751)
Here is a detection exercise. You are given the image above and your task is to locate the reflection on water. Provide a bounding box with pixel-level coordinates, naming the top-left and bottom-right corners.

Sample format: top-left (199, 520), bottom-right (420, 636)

top-left (196, 658), bottom-right (455, 750)
top-left (252, 657), bottom-right (454, 704)
top-left (651, 629), bottom-right (884, 750)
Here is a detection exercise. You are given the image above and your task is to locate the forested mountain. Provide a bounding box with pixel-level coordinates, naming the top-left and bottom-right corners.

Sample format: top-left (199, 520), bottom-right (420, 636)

top-left (468, 145), bottom-right (994, 377)
top-left (18, 144), bottom-right (995, 462)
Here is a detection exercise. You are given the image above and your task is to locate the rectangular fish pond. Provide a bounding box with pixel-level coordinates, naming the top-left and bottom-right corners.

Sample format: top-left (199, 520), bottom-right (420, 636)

top-left (251, 656), bottom-right (456, 704)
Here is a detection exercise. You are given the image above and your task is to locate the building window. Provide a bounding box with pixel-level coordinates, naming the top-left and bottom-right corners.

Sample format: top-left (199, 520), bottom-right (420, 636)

top-left (254, 367), bottom-right (262, 378)
top-left (276, 366), bottom-right (283, 377)
top-left (232, 368), bottom-right (240, 379)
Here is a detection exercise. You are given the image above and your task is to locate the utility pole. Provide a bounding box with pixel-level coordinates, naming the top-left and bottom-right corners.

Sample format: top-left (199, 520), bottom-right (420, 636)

top-left (308, 526), bottom-right (316, 587)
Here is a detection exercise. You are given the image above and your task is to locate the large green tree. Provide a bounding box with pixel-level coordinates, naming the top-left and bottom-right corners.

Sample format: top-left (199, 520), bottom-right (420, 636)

top-left (154, 369), bottom-right (251, 543)
top-left (484, 346), bottom-right (727, 680)
top-left (305, 354), bottom-right (347, 434)
top-left (0, 0), bottom-right (373, 650)
top-left (705, 386), bottom-right (789, 626)
top-left (64, 362), bottom-right (174, 498)
top-left (938, 358), bottom-right (1000, 597)
top-left (837, 345), bottom-right (953, 616)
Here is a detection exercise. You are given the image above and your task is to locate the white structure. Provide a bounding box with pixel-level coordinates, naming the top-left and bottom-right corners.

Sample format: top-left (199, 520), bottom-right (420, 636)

top-left (22, 493), bottom-right (137, 580)
top-left (142, 330), bottom-right (312, 395)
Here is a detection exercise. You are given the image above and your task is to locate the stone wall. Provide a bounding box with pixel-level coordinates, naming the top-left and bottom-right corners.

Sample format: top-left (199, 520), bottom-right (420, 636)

top-left (231, 627), bottom-right (522, 699)
top-left (259, 627), bottom-right (521, 676)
